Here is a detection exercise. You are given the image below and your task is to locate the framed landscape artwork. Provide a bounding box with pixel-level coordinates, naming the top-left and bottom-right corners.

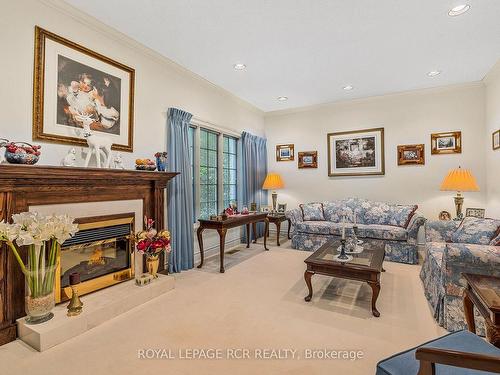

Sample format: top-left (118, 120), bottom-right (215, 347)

top-left (276, 144), bottom-right (294, 161)
top-left (33, 26), bottom-right (135, 152)
top-left (493, 129), bottom-right (500, 150)
top-left (298, 151), bottom-right (318, 168)
top-left (397, 144), bottom-right (425, 165)
top-left (431, 131), bottom-right (461, 155)
top-left (327, 127), bottom-right (385, 177)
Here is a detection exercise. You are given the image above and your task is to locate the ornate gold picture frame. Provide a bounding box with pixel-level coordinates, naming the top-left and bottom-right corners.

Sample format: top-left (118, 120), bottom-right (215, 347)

top-left (298, 151), bottom-right (318, 168)
top-left (493, 129), bottom-right (500, 150)
top-left (397, 144), bottom-right (425, 165)
top-left (431, 131), bottom-right (461, 155)
top-left (33, 26), bottom-right (135, 152)
top-left (276, 144), bottom-right (294, 161)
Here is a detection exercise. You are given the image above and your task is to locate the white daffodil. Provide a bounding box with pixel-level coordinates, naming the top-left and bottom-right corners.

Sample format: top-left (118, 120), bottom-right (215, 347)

top-left (0, 220), bottom-right (20, 242)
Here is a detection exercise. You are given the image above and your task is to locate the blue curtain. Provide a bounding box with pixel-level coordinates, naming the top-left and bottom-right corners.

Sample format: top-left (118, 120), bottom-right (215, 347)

top-left (167, 108), bottom-right (194, 272)
top-left (240, 131), bottom-right (268, 241)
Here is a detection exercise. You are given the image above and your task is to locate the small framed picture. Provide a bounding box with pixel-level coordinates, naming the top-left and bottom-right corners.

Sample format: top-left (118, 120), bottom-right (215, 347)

top-left (493, 130), bottom-right (500, 150)
top-left (277, 203), bottom-right (287, 213)
top-left (466, 208), bottom-right (485, 219)
top-left (431, 131), bottom-right (462, 154)
top-left (397, 144), bottom-right (425, 165)
top-left (260, 205), bottom-right (271, 213)
top-left (298, 151), bottom-right (318, 168)
top-left (439, 211), bottom-right (452, 221)
top-left (276, 144), bottom-right (294, 161)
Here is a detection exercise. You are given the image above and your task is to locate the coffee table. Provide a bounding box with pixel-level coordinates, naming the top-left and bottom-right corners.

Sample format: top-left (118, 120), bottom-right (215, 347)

top-left (303, 239), bottom-right (385, 317)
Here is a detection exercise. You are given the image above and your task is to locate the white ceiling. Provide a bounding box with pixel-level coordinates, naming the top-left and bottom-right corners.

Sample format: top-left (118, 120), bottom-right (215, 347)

top-left (65, 0), bottom-right (500, 112)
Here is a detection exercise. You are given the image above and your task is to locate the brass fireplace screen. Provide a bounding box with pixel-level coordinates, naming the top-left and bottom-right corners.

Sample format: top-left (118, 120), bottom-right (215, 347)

top-left (55, 214), bottom-right (135, 303)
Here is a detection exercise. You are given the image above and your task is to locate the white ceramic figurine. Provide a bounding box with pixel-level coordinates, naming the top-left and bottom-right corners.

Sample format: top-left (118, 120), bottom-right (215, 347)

top-left (62, 147), bottom-right (77, 167)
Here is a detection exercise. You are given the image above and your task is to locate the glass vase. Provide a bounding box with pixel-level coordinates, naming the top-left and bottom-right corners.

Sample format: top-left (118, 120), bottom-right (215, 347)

top-left (24, 243), bottom-right (56, 324)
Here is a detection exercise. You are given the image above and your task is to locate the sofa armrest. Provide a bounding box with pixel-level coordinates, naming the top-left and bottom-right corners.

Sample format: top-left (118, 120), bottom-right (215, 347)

top-left (443, 243), bottom-right (500, 296)
top-left (285, 208), bottom-right (303, 233)
top-left (425, 220), bottom-right (460, 243)
top-left (407, 212), bottom-right (426, 244)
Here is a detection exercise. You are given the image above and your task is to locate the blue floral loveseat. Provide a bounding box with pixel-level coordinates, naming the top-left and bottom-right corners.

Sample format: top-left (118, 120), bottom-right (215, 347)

top-left (285, 198), bottom-right (426, 264)
top-left (420, 218), bottom-right (500, 333)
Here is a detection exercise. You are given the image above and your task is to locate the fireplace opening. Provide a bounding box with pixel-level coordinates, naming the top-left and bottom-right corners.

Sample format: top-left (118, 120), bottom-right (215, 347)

top-left (55, 214), bottom-right (135, 303)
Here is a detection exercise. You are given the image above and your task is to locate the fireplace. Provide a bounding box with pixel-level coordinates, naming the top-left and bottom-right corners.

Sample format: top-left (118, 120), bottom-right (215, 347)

top-left (55, 213), bottom-right (135, 303)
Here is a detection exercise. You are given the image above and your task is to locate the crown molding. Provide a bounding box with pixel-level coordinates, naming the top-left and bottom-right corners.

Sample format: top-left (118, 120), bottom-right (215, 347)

top-left (264, 81), bottom-right (485, 118)
top-left (38, 0), bottom-right (263, 116)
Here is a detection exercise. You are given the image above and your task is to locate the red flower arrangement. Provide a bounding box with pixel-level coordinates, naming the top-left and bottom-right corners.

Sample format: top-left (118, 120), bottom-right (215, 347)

top-left (135, 217), bottom-right (171, 258)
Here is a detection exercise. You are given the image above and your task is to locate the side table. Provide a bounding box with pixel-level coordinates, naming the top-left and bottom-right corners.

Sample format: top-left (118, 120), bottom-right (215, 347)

top-left (265, 214), bottom-right (291, 246)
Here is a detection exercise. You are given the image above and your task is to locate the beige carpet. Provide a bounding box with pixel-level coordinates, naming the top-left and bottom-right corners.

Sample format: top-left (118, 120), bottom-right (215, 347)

top-left (0, 240), bottom-right (445, 374)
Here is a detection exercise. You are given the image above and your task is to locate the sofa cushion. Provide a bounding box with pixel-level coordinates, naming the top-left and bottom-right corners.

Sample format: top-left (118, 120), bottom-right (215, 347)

top-left (322, 200), bottom-right (347, 222)
top-left (363, 224), bottom-right (408, 241)
top-left (295, 221), bottom-right (332, 235)
top-left (451, 217), bottom-right (500, 245)
top-left (376, 330), bottom-right (500, 375)
top-left (299, 203), bottom-right (325, 221)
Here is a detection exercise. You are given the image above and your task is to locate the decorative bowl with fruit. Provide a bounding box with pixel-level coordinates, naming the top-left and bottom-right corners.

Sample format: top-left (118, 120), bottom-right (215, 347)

top-left (135, 158), bottom-right (157, 171)
top-left (4, 142), bottom-right (41, 165)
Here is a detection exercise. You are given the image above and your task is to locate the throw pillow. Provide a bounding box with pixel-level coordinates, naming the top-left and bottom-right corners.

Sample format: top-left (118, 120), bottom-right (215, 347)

top-left (451, 217), bottom-right (500, 245)
top-left (300, 203), bottom-right (325, 221)
top-left (388, 205), bottom-right (419, 228)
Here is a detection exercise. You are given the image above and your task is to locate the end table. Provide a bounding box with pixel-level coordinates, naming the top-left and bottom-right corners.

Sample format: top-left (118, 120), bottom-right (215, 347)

top-left (265, 214), bottom-right (291, 246)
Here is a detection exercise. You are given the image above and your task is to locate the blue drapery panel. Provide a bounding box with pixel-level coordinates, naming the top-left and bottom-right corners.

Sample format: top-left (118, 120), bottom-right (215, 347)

top-left (240, 131), bottom-right (268, 241)
top-left (167, 108), bottom-right (194, 272)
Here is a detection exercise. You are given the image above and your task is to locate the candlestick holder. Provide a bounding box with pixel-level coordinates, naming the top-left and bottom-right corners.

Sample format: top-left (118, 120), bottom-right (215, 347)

top-left (67, 273), bottom-right (83, 317)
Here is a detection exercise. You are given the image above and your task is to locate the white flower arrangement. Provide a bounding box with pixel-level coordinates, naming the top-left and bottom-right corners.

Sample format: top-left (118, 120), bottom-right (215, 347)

top-left (0, 212), bottom-right (78, 298)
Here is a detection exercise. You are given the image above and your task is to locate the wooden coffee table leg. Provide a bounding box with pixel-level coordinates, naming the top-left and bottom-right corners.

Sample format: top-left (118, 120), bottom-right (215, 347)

top-left (246, 223), bottom-right (250, 248)
top-left (368, 281), bottom-right (381, 317)
top-left (463, 289), bottom-right (476, 333)
top-left (287, 219), bottom-right (291, 239)
top-left (196, 226), bottom-right (205, 269)
top-left (217, 228), bottom-right (227, 273)
top-left (252, 222), bottom-right (257, 243)
top-left (304, 270), bottom-right (314, 302)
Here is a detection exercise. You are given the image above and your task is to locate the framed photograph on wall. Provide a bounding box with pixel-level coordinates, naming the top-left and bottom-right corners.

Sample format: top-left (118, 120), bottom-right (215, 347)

top-left (431, 131), bottom-right (461, 155)
top-left (327, 127), bottom-right (385, 177)
top-left (397, 144), bottom-right (425, 165)
top-left (493, 129), bottom-right (500, 150)
top-left (298, 151), bottom-right (318, 168)
top-left (276, 144), bottom-right (294, 161)
top-left (33, 26), bottom-right (135, 152)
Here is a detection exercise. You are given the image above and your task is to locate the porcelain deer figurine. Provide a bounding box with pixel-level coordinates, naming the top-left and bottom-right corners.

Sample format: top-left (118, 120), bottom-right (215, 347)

top-left (76, 114), bottom-right (113, 168)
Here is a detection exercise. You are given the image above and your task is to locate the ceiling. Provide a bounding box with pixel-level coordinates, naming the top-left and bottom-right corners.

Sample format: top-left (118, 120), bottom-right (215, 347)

top-left (65, 0), bottom-right (500, 112)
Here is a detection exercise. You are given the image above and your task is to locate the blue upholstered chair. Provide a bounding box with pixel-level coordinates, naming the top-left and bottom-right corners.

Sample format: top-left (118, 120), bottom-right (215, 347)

top-left (376, 330), bottom-right (500, 374)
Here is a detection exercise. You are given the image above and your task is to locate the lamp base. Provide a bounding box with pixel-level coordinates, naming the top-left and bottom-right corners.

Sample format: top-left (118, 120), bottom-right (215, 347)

top-left (453, 193), bottom-right (464, 221)
top-left (272, 192), bottom-right (277, 212)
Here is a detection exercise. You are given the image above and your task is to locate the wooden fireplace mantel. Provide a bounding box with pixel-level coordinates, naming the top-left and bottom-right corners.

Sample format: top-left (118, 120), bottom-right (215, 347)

top-left (0, 164), bottom-right (178, 345)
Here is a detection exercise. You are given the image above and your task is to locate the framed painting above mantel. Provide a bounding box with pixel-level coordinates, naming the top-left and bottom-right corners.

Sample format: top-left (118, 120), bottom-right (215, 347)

top-left (33, 26), bottom-right (135, 152)
top-left (327, 127), bottom-right (385, 177)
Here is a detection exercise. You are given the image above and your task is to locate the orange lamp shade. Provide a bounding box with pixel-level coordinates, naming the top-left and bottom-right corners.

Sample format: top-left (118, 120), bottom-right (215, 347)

top-left (262, 173), bottom-right (284, 190)
top-left (440, 167), bottom-right (479, 192)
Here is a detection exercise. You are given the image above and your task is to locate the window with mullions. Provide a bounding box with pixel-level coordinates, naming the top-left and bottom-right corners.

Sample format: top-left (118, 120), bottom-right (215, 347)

top-left (223, 136), bottom-right (237, 209)
top-left (199, 129), bottom-right (218, 218)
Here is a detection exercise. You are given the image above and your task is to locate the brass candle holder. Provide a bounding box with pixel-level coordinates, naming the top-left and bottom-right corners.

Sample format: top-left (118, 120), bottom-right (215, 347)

top-left (67, 272), bottom-right (83, 317)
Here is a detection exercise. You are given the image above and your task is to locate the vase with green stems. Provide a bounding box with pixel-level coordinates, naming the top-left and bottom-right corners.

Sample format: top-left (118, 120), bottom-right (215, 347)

top-left (0, 212), bottom-right (78, 324)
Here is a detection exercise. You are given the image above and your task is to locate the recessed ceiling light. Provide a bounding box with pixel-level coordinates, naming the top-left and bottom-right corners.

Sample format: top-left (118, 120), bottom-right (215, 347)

top-left (277, 96), bottom-right (288, 102)
top-left (427, 70), bottom-right (441, 77)
top-left (343, 85), bottom-right (354, 91)
top-left (448, 4), bottom-right (470, 16)
top-left (233, 63), bottom-right (247, 71)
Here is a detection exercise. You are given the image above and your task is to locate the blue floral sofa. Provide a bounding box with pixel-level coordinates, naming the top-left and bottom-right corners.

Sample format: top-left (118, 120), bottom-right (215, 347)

top-left (285, 198), bottom-right (426, 264)
top-left (420, 218), bottom-right (500, 333)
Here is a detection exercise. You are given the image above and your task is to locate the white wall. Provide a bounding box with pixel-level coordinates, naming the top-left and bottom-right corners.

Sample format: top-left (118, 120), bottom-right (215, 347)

top-left (0, 0), bottom-right (264, 168)
top-left (485, 61), bottom-right (500, 218)
top-left (264, 83), bottom-right (487, 219)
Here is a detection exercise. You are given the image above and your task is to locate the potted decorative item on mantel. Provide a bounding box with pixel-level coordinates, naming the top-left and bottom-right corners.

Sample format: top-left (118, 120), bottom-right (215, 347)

top-left (0, 212), bottom-right (78, 324)
top-left (135, 217), bottom-right (171, 278)
top-left (154, 152), bottom-right (168, 171)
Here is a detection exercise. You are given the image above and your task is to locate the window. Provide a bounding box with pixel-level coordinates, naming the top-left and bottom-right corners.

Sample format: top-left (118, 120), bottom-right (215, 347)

top-left (199, 129), bottom-right (218, 219)
top-left (223, 136), bottom-right (237, 209)
top-left (188, 126), bottom-right (195, 221)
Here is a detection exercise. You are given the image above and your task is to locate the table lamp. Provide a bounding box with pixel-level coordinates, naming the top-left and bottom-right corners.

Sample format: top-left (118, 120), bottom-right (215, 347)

top-left (262, 173), bottom-right (284, 212)
top-left (440, 166), bottom-right (479, 220)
